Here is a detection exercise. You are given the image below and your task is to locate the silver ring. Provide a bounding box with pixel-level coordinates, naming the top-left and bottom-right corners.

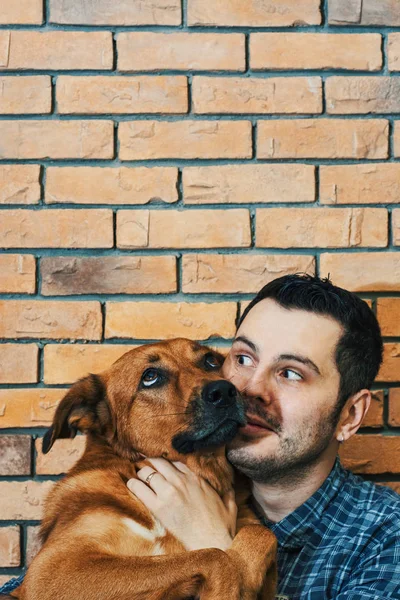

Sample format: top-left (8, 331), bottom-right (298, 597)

top-left (145, 470), bottom-right (158, 486)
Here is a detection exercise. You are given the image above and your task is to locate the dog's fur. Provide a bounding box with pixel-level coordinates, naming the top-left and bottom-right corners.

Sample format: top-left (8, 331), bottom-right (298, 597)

top-left (7, 339), bottom-right (277, 600)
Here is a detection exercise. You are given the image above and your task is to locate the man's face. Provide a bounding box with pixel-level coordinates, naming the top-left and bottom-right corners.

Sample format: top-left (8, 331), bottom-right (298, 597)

top-left (222, 298), bottom-right (343, 484)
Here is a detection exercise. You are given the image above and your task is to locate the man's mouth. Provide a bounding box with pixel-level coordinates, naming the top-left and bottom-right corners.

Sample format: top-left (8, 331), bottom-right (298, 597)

top-left (239, 414), bottom-right (276, 436)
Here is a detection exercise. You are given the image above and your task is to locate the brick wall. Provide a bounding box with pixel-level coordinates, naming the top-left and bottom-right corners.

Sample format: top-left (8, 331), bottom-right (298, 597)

top-left (1, 0), bottom-right (400, 583)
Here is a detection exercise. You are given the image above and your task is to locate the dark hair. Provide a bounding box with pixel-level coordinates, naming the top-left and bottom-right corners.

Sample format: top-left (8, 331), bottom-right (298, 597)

top-left (238, 274), bottom-right (383, 410)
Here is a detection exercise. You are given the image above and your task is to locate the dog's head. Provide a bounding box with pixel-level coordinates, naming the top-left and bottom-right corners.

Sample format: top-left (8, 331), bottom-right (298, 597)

top-left (43, 339), bottom-right (246, 463)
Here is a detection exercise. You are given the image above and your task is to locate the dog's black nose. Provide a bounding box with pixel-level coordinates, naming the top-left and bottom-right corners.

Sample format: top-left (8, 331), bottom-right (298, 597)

top-left (202, 380), bottom-right (237, 408)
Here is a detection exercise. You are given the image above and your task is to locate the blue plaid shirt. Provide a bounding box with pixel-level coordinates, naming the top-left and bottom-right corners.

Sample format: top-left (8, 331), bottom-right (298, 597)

top-left (252, 459), bottom-right (400, 600)
top-left (1, 460), bottom-right (399, 599)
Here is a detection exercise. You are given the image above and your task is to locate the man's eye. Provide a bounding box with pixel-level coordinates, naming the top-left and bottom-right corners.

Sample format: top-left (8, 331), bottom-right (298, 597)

top-left (204, 353), bottom-right (220, 370)
top-left (141, 369), bottom-right (160, 387)
top-left (236, 354), bottom-right (253, 367)
top-left (282, 369), bottom-right (302, 381)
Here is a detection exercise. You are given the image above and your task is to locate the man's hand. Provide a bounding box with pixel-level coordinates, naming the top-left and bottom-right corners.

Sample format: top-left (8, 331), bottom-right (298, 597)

top-left (127, 458), bottom-right (237, 552)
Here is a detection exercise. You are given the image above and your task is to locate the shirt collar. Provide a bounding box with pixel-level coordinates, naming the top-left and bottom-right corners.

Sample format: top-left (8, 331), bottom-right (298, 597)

top-left (251, 458), bottom-right (348, 550)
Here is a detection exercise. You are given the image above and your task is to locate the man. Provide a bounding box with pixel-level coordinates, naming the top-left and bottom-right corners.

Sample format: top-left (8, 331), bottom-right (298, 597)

top-left (2, 275), bottom-right (399, 598)
top-left (129, 274), bottom-right (400, 599)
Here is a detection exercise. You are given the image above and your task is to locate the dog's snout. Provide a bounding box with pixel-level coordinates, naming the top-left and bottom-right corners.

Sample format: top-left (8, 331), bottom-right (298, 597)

top-left (202, 380), bottom-right (237, 408)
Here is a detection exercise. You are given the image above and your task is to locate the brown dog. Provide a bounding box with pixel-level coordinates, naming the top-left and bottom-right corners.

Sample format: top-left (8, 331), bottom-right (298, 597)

top-left (8, 338), bottom-right (277, 600)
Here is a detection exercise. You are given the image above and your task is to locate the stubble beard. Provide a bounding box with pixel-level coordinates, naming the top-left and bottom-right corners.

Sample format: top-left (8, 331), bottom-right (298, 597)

top-left (227, 414), bottom-right (338, 485)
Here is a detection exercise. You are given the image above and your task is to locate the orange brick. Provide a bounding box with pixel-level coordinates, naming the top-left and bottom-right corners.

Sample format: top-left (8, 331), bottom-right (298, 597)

top-left (119, 120), bottom-right (252, 161)
top-left (361, 391), bottom-right (383, 428)
top-left (50, 0), bottom-right (181, 25)
top-left (26, 526), bottom-right (41, 566)
top-left (0, 31), bottom-right (112, 70)
top-left (0, 76), bottom-right (51, 114)
top-left (183, 164), bottom-right (315, 205)
top-left (395, 122), bottom-right (400, 157)
top-left (326, 77), bottom-right (400, 114)
top-left (0, 120), bottom-right (114, 160)
top-left (0, 526), bottom-right (20, 567)
top-left (105, 302), bottom-right (237, 340)
top-left (250, 33), bottom-right (382, 71)
top-left (320, 164), bottom-right (400, 205)
top-left (389, 388), bottom-right (400, 426)
top-left (257, 119), bottom-right (388, 159)
top-left (0, 165), bottom-right (40, 205)
top-left (377, 344), bottom-right (400, 382)
top-left (320, 253), bottom-right (400, 292)
top-left (0, 0), bottom-right (43, 24)
top-left (43, 344), bottom-right (139, 384)
top-left (0, 209), bottom-right (113, 249)
top-left (117, 209), bottom-right (250, 249)
top-left (46, 166), bottom-right (178, 206)
top-left (329, 0), bottom-right (400, 26)
top-left (57, 76), bottom-right (188, 114)
top-left (256, 208), bottom-right (387, 248)
top-left (41, 256), bottom-right (177, 295)
top-left (192, 76), bottom-right (322, 114)
top-left (0, 435), bottom-right (31, 476)
top-left (0, 481), bottom-right (54, 520)
top-left (393, 209), bottom-right (400, 246)
top-left (0, 301), bottom-right (102, 340)
top-left (35, 437), bottom-right (85, 475)
top-left (188, 0), bottom-right (321, 26)
top-left (182, 254), bottom-right (315, 293)
top-left (340, 435), bottom-right (400, 474)
top-left (0, 344), bottom-right (38, 383)
top-left (0, 388), bottom-right (66, 428)
top-left (377, 298), bottom-right (400, 336)
top-left (388, 34), bottom-right (400, 71)
top-left (0, 255), bottom-right (36, 293)
top-left (118, 32), bottom-right (245, 71)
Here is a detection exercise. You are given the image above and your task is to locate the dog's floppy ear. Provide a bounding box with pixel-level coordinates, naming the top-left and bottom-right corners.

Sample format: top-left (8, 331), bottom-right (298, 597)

top-left (42, 373), bottom-right (110, 454)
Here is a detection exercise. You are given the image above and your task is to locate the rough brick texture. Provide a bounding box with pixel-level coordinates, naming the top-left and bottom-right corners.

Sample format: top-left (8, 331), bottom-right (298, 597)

top-left (1, 0), bottom-right (400, 582)
top-left (105, 302), bottom-right (237, 340)
top-left (50, 0), bottom-right (181, 25)
top-left (0, 209), bottom-right (113, 248)
top-left (258, 119), bottom-right (389, 159)
top-left (0, 120), bottom-right (114, 159)
top-left (119, 120), bottom-right (252, 160)
top-left (43, 344), bottom-right (139, 384)
top-left (0, 255), bottom-right (36, 293)
top-left (0, 344), bottom-right (38, 383)
top-left (41, 256), bottom-right (177, 295)
top-left (0, 76), bottom-right (51, 114)
top-left (0, 0), bottom-right (43, 24)
top-left (0, 527), bottom-right (20, 567)
top-left (0, 31), bottom-right (112, 70)
top-left (0, 165), bottom-right (41, 205)
top-left (328, 0), bottom-right (400, 26)
top-left (118, 33), bottom-right (245, 71)
top-left (251, 34), bottom-right (382, 71)
top-left (0, 436), bottom-right (31, 476)
top-left (117, 209), bottom-right (251, 249)
top-left (46, 166), bottom-right (178, 205)
top-left (183, 165), bottom-right (315, 204)
top-left (57, 76), bottom-right (188, 114)
top-left (256, 208), bottom-right (387, 248)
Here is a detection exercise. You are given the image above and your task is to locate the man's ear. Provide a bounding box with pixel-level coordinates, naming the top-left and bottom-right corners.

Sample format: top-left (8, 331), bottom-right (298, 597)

top-left (336, 389), bottom-right (371, 443)
top-left (42, 373), bottom-right (111, 454)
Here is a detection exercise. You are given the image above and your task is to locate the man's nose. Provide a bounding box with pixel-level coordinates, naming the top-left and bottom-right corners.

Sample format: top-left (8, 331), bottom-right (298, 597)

top-left (241, 373), bottom-right (273, 405)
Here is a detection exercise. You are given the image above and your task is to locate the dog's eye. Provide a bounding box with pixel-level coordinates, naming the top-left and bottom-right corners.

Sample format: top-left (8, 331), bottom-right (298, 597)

top-left (204, 353), bottom-right (221, 370)
top-left (141, 369), bottom-right (160, 387)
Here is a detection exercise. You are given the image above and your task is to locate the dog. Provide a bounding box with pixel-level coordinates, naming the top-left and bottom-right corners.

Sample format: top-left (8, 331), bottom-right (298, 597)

top-left (5, 338), bottom-right (277, 600)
